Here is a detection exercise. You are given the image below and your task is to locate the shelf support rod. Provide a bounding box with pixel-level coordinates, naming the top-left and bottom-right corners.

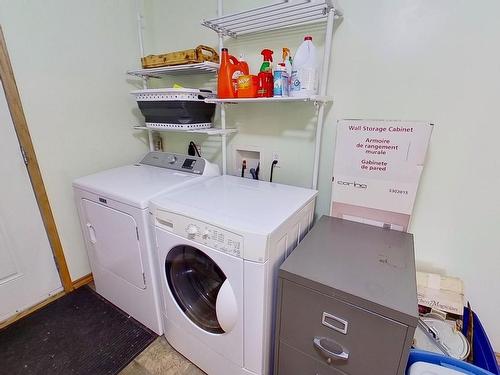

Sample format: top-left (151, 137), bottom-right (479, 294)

top-left (221, 103), bottom-right (227, 174)
top-left (217, 0), bottom-right (224, 53)
top-left (135, 0), bottom-right (145, 61)
top-left (135, 0), bottom-right (156, 151)
top-left (217, 0), bottom-right (228, 174)
top-left (312, 5), bottom-right (336, 189)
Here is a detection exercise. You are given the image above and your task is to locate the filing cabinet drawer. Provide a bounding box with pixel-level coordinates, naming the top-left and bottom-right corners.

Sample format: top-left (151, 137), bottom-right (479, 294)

top-left (279, 279), bottom-right (408, 375)
top-left (277, 341), bottom-right (347, 375)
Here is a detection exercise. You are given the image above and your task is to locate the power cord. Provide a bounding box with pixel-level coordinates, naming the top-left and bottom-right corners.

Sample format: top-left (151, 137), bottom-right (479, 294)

top-left (241, 160), bottom-right (247, 177)
top-left (188, 141), bottom-right (201, 157)
top-left (270, 160), bottom-right (278, 182)
top-left (249, 163), bottom-right (260, 180)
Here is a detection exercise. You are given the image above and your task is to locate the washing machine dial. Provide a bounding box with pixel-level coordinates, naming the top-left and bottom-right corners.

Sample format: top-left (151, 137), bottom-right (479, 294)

top-left (166, 155), bottom-right (177, 164)
top-left (201, 230), bottom-right (210, 239)
top-left (186, 224), bottom-right (199, 237)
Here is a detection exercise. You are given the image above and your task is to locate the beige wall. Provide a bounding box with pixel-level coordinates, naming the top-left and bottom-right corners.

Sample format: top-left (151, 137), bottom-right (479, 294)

top-left (144, 0), bottom-right (500, 349)
top-left (0, 0), bottom-right (148, 280)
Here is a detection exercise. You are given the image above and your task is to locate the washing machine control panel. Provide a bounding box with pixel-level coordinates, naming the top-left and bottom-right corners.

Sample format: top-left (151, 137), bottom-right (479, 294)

top-left (155, 211), bottom-right (243, 258)
top-left (184, 223), bottom-right (242, 258)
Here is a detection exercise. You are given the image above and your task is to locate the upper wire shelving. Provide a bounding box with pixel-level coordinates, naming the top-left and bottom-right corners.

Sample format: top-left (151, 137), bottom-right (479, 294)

top-left (202, 0), bottom-right (343, 38)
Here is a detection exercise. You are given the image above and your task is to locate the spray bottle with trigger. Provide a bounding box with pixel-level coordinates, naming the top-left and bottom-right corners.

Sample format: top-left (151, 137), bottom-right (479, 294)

top-left (283, 48), bottom-right (293, 87)
top-left (257, 49), bottom-right (274, 97)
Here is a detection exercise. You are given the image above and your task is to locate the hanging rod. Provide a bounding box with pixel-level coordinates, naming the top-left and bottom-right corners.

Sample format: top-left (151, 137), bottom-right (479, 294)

top-left (202, 0), bottom-right (342, 38)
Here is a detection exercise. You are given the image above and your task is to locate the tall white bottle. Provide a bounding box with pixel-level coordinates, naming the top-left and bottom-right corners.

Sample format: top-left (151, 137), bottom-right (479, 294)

top-left (290, 36), bottom-right (317, 97)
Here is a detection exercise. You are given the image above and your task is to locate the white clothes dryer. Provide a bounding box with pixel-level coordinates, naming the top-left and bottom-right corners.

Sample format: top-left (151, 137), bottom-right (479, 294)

top-left (73, 152), bottom-right (219, 334)
top-left (151, 175), bottom-right (317, 374)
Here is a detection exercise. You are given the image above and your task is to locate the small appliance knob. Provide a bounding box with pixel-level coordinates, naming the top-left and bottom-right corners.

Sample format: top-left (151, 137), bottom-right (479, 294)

top-left (186, 225), bottom-right (198, 236)
top-left (202, 230), bottom-right (210, 239)
top-left (167, 155), bottom-right (177, 164)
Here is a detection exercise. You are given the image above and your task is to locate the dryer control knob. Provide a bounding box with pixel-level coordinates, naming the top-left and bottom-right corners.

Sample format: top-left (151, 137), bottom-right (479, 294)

top-left (166, 155), bottom-right (177, 164)
top-left (202, 230), bottom-right (210, 239)
top-left (186, 225), bottom-right (198, 236)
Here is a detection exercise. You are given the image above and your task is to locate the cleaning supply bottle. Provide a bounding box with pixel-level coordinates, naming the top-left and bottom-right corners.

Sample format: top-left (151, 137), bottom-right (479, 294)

top-left (283, 48), bottom-right (293, 94)
top-left (273, 63), bottom-right (288, 97)
top-left (231, 53), bottom-right (249, 97)
top-left (239, 53), bottom-right (249, 76)
top-left (218, 48), bottom-right (237, 98)
top-left (257, 49), bottom-right (274, 98)
top-left (218, 48), bottom-right (248, 98)
top-left (290, 36), bottom-right (317, 97)
top-left (282, 47), bottom-right (293, 80)
top-left (237, 74), bottom-right (259, 98)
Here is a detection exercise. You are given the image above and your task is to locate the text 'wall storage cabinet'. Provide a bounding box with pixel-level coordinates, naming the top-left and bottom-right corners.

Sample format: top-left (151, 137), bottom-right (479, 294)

top-left (275, 216), bottom-right (418, 375)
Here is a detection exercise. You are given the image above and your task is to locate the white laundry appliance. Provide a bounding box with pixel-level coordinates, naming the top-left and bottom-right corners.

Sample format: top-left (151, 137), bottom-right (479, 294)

top-left (151, 175), bottom-right (317, 374)
top-left (73, 152), bottom-right (219, 334)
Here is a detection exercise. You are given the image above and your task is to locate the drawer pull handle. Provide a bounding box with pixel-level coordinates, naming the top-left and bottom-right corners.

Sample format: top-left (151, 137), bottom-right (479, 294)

top-left (313, 336), bottom-right (349, 362)
top-left (322, 312), bottom-right (348, 334)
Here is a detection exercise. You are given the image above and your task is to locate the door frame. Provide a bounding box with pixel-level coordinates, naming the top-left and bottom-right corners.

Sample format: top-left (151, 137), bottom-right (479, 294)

top-left (0, 25), bottom-right (73, 293)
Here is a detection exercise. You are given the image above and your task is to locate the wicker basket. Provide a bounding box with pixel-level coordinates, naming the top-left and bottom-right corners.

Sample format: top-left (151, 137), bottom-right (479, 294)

top-left (141, 45), bottom-right (219, 69)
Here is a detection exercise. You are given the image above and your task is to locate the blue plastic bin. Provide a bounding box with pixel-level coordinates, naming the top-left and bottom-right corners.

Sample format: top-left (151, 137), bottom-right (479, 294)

top-left (407, 350), bottom-right (494, 374)
top-left (462, 307), bottom-right (500, 374)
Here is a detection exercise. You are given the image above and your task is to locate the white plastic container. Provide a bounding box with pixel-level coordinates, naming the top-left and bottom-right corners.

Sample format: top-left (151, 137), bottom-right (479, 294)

top-left (290, 36), bottom-right (317, 97)
top-left (408, 362), bottom-right (464, 375)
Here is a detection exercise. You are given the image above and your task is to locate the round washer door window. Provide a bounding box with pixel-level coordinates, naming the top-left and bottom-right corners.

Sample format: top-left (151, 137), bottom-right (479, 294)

top-left (165, 245), bottom-right (226, 334)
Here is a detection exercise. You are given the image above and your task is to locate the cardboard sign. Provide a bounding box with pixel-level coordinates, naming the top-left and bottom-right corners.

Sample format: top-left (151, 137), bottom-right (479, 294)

top-left (330, 119), bottom-right (433, 231)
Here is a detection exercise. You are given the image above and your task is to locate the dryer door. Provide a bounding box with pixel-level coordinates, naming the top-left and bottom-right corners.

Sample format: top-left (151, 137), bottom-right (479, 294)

top-left (83, 199), bottom-right (145, 289)
top-left (166, 245), bottom-right (238, 334)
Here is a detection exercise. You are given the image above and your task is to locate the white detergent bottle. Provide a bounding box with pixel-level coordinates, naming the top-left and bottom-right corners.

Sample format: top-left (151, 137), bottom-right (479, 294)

top-left (290, 36), bottom-right (317, 97)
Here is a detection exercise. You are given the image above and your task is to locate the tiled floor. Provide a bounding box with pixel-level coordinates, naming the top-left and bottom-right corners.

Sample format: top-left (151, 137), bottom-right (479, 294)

top-left (120, 336), bottom-right (205, 375)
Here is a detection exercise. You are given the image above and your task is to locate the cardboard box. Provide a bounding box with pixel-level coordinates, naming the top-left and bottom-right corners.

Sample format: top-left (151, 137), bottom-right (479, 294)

top-left (416, 272), bottom-right (465, 316)
top-left (330, 119), bottom-right (433, 231)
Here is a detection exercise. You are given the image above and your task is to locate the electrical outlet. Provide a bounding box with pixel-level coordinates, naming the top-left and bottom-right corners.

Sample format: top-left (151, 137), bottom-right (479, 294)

top-left (272, 152), bottom-right (281, 169)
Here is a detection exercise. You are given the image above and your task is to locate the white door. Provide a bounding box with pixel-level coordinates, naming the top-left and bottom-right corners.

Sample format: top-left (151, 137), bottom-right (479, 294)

top-left (82, 199), bottom-right (145, 289)
top-left (0, 81), bottom-right (62, 322)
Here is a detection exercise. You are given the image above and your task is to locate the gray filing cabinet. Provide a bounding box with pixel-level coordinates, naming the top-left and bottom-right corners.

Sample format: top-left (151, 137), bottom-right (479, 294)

top-left (274, 216), bottom-right (418, 375)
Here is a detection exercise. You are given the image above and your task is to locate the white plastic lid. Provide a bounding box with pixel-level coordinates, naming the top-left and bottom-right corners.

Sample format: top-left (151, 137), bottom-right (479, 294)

top-left (408, 362), bottom-right (465, 375)
top-left (414, 318), bottom-right (470, 360)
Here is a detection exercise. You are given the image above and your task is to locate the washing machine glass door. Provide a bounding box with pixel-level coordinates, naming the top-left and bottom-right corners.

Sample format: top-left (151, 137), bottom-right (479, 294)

top-left (166, 245), bottom-right (230, 334)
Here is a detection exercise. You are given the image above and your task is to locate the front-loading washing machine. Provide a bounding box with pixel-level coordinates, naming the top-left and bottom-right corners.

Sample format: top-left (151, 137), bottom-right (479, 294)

top-left (73, 152), bottom-right (219, 334)
top-left (151, 175), bottom-right (317, 374)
